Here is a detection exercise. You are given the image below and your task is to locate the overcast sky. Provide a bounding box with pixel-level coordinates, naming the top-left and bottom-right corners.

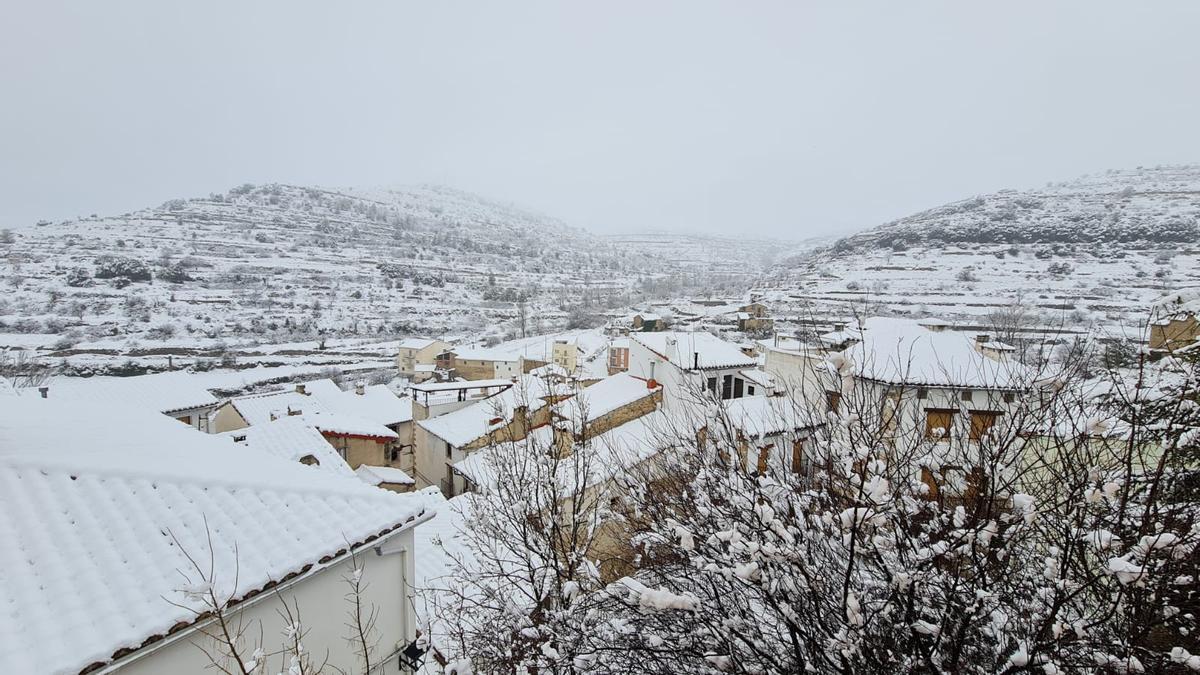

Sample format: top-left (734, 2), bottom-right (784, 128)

top-left (1, 2), bottom-right (1197, 240)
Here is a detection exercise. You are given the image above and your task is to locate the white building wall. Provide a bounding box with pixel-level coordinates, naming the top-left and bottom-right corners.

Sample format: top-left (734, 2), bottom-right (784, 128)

top-left (494, 360), bottom-right (520, 380)
top-left (112, 528), bottom-right (419, 675)
top-left (762, 347), bottom-right (832, 409)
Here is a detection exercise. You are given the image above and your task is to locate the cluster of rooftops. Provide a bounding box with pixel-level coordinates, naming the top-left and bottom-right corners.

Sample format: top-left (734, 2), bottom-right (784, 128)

top-left (0, 316), bottom-right (1036, 673)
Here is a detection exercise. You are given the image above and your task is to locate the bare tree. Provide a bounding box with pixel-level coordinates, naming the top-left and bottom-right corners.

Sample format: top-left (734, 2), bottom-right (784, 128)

top-left (0, 349), bottom-right (53, 390)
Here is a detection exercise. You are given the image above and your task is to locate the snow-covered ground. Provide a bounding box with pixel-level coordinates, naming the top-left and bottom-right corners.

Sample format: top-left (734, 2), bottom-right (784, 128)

top-left (0, 183), bottom-right (780, 374)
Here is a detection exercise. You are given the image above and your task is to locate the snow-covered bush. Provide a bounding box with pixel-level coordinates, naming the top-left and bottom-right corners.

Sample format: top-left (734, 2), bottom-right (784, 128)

top-left (157, 260), bottom-right (193, 284)
top-left (64, 266), bottom-right (92, 287)
top-left (94, 255), bottom-right (151, 282)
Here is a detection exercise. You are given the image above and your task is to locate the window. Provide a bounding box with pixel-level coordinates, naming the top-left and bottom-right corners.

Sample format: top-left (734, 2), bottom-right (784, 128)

top-left (920, 467), bottom-right (940, 500)
top-left (826, 391), bottom-right (841, 413)
top-left (757, 444), bottom-right (773, 475)
top-left (733, 377), bottom-right (744, 399)
top-left (721, 374), bottom-right (733, 399)
top-left (1003, 392), bottom-right (1016, 403)
top-left (969, 411), bottom-right (1001, 441)
top-left (925, 409), bottom-right (955, 439)
top-left (791, 440), bottom-right (804, 474)
top-left (178, 415), bottom-right (192, 426)
top-left (961, 389), bottom-right (974, 402)
top-left (445, 441), bottom-right (453, 458)
top-left (747, 385), bottom-right (756, 396)
top-left (707, 377), bottom-right (718, 396)
top-left (916, 387), bottom-right (928, 400)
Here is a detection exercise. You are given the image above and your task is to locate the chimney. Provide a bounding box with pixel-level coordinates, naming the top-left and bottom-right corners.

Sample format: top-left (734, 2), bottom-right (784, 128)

top-left (693, 352), bottom-right (700, 371)
top-left (976, 334), bottom-right (990, 345)
top-left (295, 383), bottom-right (307, 395)
top-left (38, 386), bottom-right (48, 399)
top-left (354, 381), bottom-right (365, 396)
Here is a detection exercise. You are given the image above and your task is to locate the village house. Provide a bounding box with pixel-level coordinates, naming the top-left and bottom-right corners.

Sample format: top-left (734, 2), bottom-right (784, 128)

top-left (224, 414), bottom-right (357, 475)
top-left (408, 378), bottom-right (513, 420)
top-left (607, 337), bottom-right (630, 375)
top-left (396, 337), bottom-right (451, 382)
top-left (304, 379), bottom-right (418, 472)
top-left (0, 395), bottom-right (430, 675)
top-left (738, 300), bottom-right (769, 318)
top-left (714, 395), bottom-right (822, 479)
top-left (439, 346), bottom-right (523, 380)
top-left (414, 376), bottom-right (564, 495)
top-left (736, 311), bottom-right (775, 333)
top-left (631, 312), bottom-right (664, 332)
top-left (447, 374), bottom-right (679, 580)
top-left (626, 331), bottom-right (762, 406)
top-left (551, 338), bottom-right (579, 373)
top-left (761, 342), bottom-right (831, 409)
top-left (836, 317), bottom-right (1031, 499)
top-left (209, 385), bottom-right (400, 470)
top-left (1148, 289), bottom-right (1200, 354)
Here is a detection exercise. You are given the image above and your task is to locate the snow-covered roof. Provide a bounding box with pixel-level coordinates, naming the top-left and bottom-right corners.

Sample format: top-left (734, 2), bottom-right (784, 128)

top-left (843, 317), bottom-right (1029, 390)
top-left (409, 378), bottom-right (514, 393)
top-left (453, 407), bottom-right (696, 497)
top-left (1151, 288), bottom-right (1200, 325)
top-left (720, 395), bottom-right (817, 439)
top-left (226, 416), bottom-right (354, 476)
top-left (399, 337), bottom-right (444, 350)
top-left (529, 362), bottom-right (570, 378)
top-left (610, 338), bottom-right (630, 349)
top-left (559, 372), bottom-right (659, 426)
top-left (298, 377), bottom-right (344, 401)
top-left (227, 389), bottom-right (325, 426)
top-left (303, 410), bottom-right (399, 439)
top-left (739, 369), bottom-right (775, 389)
top-left (820, 329), bottom-right (861, 346)
top-left (632, 331), bottom-right (758, 371)
top-left (451, 346), bottom-right (521, 362)
top-left (49, 370), bottom-right (218, 415)
top-left (410, 488), bottom-right (475, 642)
top-left (356, 464), bottom-right (416, 486)
top-left (417, 377), bottom-right (554, 448)
top-left (307, 381), bottom-right (413, 427)
top-left (635, 312), bottom-right (662, 321)
top-left (0, 395), bottom-right (427, 675)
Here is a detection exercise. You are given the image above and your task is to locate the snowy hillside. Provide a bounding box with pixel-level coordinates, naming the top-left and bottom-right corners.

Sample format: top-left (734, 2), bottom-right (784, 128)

top-left (0, 183), bottom-right (776, 373)
top-left (770, 166), bottom-right (1200, 337)
top-left (832, 165), bottom-right (1200, 251)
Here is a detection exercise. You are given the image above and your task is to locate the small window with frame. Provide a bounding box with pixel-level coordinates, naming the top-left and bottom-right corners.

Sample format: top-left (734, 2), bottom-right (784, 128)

top-left (961, 389), bottom-right (974, 402)
top-left (925, 409), bottom-right (955, 440)
top-left (826, 391), bottom-right (842, 413)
